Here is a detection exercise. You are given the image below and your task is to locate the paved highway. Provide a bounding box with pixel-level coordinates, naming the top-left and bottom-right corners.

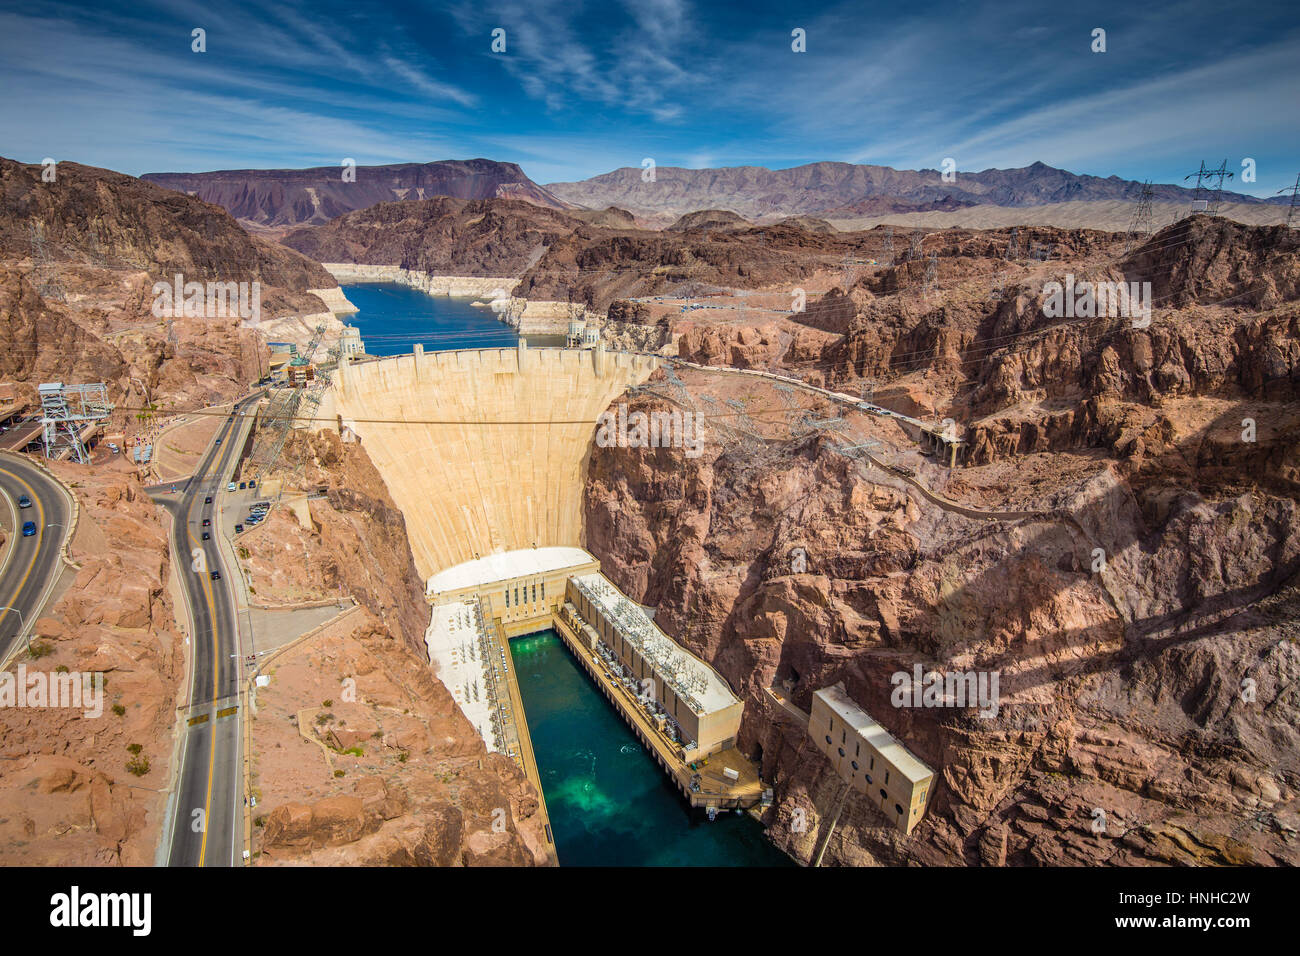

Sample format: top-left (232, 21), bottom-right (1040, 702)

top-left (150, 395), bottom-right (259, 867)
top-left (0, 453), bottom-right (74, 663)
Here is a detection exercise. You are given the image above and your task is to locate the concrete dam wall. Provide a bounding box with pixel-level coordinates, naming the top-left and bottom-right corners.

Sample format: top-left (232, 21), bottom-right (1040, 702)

top-left (319, 346), bottom-right (657, 579)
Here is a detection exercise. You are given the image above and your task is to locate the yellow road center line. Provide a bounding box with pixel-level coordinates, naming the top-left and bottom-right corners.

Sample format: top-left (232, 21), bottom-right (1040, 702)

top-left (0, 468), bottom-right (48, 639)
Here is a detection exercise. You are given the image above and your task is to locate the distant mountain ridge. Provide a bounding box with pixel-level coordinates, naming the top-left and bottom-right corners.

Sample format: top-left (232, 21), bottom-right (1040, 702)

top-left (142, 159), bottom-right (570, 227)
top-left (545, 160), bottom-right (1280, 221)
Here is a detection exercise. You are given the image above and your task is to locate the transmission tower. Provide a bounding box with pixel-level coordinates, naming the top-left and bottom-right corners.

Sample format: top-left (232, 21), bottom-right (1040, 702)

top-left (1123, 181), bottom-right (1156, 255)
top-left (1005, 227), bottom-right (1019, 261)
top-left (85, 225), bottom-right (109, 268)
top-left (909, 231), bottom-right (924, 262)
top-left (922, 251), bottom-right (938, 296)
top-left (27, 223), bottom-right (66, 303)
top-left (39, 382), bottom-right (112, 464)
top-left (840, 253), bottom-right (857, 292)
top-left (882, 227), bottom-right (894, 267)
top-left (1184, 160), bottom-right (1233, 217)
top-left (1277, 174), bottom-right (1300, 228)
top-left (990, 271), bottom-right (1007, 301)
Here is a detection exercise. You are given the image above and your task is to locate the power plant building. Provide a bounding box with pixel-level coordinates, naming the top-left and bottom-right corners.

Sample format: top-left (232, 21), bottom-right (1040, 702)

top-left (810, 682), bottom-right (934, 834)
top-left (565, 573), bottom-right (742, 759)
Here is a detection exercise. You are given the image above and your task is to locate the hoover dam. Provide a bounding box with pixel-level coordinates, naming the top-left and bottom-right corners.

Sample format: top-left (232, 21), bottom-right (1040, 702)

top-left (318, 343), bottom-right (657, 578)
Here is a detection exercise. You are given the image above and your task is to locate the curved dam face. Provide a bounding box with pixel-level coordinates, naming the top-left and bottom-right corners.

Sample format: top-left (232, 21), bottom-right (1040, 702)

top-left (319, 345), bottom-right (657, 579)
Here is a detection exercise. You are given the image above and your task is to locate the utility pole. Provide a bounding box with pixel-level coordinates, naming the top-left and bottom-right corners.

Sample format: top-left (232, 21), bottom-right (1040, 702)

top-left (1123, 181), bottom-right (1156, 255)
top-left (1277, 174), bottom-right (1300, 228)
top-left (1185, 160), bottom-right (1233, 217)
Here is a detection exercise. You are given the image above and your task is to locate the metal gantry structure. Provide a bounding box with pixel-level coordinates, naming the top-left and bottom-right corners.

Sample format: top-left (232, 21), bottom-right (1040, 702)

top-left (246, 324), bottom-right (328, 478)
top-left (39, 382), bottom-right (112, 464)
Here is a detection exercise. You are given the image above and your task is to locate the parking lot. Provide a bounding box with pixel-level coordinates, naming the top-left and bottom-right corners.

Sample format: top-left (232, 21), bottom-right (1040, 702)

top-left (221, 481), bottom-right (271, 536)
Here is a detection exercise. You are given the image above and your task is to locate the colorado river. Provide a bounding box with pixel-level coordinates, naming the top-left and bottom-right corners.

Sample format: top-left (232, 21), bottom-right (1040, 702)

top-left (511, 630), bottom-right (793, 867)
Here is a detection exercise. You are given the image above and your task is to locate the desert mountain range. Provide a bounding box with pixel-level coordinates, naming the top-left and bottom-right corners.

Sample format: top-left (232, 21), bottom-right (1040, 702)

top-left (142, 157), bottom-right (1289, 233)
top-left (142, 159), bottom-right (571, 229)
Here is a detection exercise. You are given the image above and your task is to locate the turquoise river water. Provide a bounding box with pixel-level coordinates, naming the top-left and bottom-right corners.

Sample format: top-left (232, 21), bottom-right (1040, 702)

top-left (511, 631), bottom-right (793, 867)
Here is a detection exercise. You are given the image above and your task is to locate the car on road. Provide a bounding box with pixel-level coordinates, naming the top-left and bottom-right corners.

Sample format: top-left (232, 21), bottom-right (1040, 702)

top-left (215, 437), bottom-right (222, 445)
top-left (204, 496), bottom-right (213, 504)
top-left (21, 521), bottom-right (36, 536)
top-left (17, 494), bottom-right (31, 509)
top-left (202, 518), bottom-right (211, 527)
top-left (210, 570), bottom-right (221, 580)
top-left (201, 531), bottom-right (211, 541)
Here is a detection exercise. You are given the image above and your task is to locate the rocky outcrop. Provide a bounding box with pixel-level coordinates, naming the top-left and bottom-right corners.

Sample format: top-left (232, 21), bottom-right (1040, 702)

top-left (578, 220), bottom-right (1300, 867)
top-left (0, 465), bottom-right (186, 865)
top-left (243, 432), bottom-right (550, 866)
top-left (582, 389), bottom-right (1299, 866)
top-left (0, 155), bottom-right (352, 415)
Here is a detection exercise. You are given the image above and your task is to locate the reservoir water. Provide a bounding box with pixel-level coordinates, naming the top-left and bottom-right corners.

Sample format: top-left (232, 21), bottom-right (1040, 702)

top-left (511, 630), bottom-right (793, 867)
top-left (341, 282), bottom-right (563, 354)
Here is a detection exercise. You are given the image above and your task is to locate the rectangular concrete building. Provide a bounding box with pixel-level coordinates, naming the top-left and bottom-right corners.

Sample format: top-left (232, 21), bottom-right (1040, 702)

top-left (566, 573), bottom-right (742, 759)
top-left (426, 546), bottom-right (600, 637)
top-left (810, 682), bottom-right (934, 834)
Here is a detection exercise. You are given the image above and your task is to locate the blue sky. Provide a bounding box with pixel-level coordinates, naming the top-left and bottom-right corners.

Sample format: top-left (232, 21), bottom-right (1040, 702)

top-left (0, 0), bottom-right (1296, 196)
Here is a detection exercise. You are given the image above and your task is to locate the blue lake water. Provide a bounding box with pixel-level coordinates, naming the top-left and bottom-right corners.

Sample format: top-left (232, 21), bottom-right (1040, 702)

top-left (341, 282), bottom-right (564, 355)
top-left (511, 629), bottom-right (793, 867)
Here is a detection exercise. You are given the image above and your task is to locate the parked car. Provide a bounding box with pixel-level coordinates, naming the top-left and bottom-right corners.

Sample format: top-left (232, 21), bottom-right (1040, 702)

top-left (234, 523), bottom-right (243, 533)
top-left (227, 482), bottom-right (236, 492)
top-left (238, 482), bottom-right (247, 490)
top-left (17, 494), bottom-right (31, 509)
top-left (248, 479), bottom-right (257, 488)
top-left (21, 521), bottom-right (36, 537)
